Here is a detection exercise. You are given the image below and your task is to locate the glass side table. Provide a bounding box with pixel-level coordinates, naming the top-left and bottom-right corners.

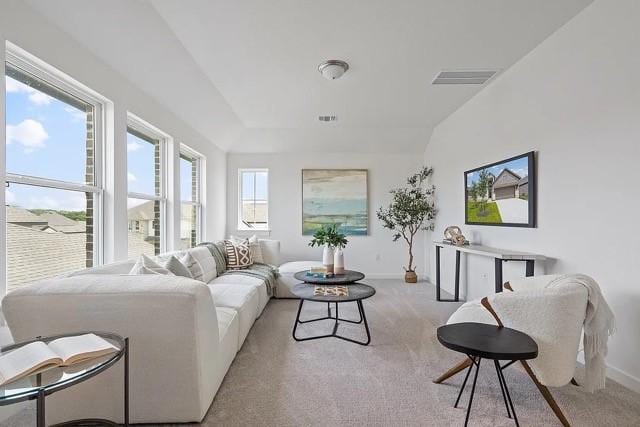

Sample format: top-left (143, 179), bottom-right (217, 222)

top-left (0, 331), bottom-right (129, 427)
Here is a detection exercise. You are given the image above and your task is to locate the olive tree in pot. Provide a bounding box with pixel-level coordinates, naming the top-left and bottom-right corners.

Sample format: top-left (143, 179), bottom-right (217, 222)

top-left (377, 166), bottom-right (436, 283)
top-left (308, 224), bottom-right (348, 274)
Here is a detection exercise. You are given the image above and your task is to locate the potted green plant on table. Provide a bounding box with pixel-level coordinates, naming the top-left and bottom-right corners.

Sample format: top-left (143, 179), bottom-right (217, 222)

top-left (308, 224), bottom-right (348, 274)
top-left (377, 166), bottom-right (436, 283)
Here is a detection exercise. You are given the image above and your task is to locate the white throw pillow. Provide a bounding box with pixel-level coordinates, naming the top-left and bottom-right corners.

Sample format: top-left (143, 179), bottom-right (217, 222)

top-left (130, 254), bottom-right (174, 276)
top-left (180, 251), bottom-right (205, 282)
top-left (162, 255), bottom-right (193, 278)
top-left (188, 247), bottom-right (217, 283)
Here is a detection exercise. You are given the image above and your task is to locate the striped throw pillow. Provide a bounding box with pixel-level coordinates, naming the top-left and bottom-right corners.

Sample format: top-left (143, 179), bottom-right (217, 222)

top-left (224, 239), bottom-right (253, 270)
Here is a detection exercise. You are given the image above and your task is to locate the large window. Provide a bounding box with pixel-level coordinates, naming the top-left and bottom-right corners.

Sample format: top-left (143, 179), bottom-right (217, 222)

top-left (178, 146), bottom-right (201, 249)
top-left (238, 169), bottom-right (268, 230)
top-left (4, 55), bottom-right (103, 292)
top-left (126, 120), bottom-right (165, 259)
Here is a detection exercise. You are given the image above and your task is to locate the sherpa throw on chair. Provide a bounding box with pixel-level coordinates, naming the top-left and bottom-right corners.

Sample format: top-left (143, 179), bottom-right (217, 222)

top-left (547, 274), bottom-right (616, 392)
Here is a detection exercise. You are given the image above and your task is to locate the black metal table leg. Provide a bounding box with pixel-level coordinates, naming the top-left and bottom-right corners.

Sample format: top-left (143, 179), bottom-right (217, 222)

top-left (124, 337), bottom-right (129, 427)
top-left (495, 258), bottom-right (504, 293)
top-left (292, 299), bottom-right (306, 341)
top-left (464, 358), bottom-right (482, 427)
top-left (37, 388), bottom-right (45, 427)
top-left (494, 360), bottom-right (511, 419)
top-left (435, 245), bottom-right (441, 301)
top-left (436, 246), bottom-right (461, 302)
top-left (499, 362), bottom-right (520, 427)
top-left (454, 357), bottom-right (475, 408)
top-left (293, 299), bottom-right (371, 345)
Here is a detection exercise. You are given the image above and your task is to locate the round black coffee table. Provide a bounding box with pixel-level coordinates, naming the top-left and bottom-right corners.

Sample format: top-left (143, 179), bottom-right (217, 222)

top-left (294, 269), bottom-right (365, 285)
top-left (437, 322), bottom-right (538, 427)
top-left (291, 282), bottom-right (375, 346)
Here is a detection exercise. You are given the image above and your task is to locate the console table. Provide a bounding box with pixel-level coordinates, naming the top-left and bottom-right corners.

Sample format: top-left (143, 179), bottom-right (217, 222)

top-left (433, 242), bottom-right (546, 302)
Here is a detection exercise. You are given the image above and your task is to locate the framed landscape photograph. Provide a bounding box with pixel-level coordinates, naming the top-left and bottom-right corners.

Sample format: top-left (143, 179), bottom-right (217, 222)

top-left (464, 151), bottom-right (536, 227)
top-left (302, 169), bottom-right (368, 235)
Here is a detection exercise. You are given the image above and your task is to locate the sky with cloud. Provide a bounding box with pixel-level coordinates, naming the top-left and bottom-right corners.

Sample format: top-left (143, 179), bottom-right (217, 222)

top-left (6, 76), bottom-right (193, 212)
top-left (466, 156), bottom-right (529, 187)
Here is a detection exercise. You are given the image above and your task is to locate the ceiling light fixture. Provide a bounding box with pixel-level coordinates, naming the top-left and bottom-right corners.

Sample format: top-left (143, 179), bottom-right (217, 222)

top-left (318, 60), bottom-right (349, 80)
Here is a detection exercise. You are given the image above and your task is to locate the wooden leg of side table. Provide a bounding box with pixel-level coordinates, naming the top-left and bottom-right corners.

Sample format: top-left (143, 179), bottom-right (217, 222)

top-left (433, 358), bottom-right (473, 384)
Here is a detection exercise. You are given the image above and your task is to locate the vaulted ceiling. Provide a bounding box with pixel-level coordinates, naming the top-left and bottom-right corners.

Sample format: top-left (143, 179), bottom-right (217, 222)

top-left (26, 0), bottom-right (593, 153)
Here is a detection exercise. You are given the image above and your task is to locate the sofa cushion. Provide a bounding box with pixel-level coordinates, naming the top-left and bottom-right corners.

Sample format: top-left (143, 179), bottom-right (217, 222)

top-left (216, 307), bottom-right (240, 359)
top-left (209, 284), bottom-right (259, 350)
top-left (188, 247), bottom-right (217, 282)
top-left (210, 275), bottom-right (269, 316)
top-left (67, 260), bottom-right (136, 276)
top-left (276, 261), bottom-right (323, 298)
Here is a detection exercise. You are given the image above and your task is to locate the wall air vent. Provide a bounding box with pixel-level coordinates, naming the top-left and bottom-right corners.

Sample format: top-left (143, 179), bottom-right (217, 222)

top-left (318, 115), bottom-right (337, 122)
top-left (432, 70), bottom-right (499, 85)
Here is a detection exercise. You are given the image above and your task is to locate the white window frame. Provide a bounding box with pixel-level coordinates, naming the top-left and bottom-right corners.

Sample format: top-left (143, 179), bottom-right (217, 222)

top-left (237, 168), bottom-right (269, 231)
top-left (179, 144), bottom-right (203, 246)
top-left (126, 114), bottom-right (169, 254)
top-left (4, 45), bottom-right (107, 277)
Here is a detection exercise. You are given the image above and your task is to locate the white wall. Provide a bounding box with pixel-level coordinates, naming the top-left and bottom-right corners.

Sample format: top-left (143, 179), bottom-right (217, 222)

top-left (424, 0), bottom-right (640, 391)
top-left (0, 2), bottom-right (228, 270)
top-left (227, 152), bottom-right (425, 278)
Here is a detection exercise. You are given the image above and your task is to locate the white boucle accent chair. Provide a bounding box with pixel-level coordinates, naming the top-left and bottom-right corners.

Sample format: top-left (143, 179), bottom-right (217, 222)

top-left (434, 274), bottom-right (589, 427)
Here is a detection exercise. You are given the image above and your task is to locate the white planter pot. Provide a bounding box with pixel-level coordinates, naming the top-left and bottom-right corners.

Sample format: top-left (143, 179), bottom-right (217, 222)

top-left (322, 246), bottom-right (335, 273)
top-left (334, 248), bottom-right (344, 274)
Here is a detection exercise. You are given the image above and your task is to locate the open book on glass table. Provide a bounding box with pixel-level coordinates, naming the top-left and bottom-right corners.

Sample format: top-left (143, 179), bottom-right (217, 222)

top-left (0, 333), bottom-right (119, 386)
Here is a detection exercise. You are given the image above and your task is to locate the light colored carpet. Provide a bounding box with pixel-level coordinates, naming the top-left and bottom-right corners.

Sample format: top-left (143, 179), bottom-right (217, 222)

top-left (3, 279), bottom-right (640, 426)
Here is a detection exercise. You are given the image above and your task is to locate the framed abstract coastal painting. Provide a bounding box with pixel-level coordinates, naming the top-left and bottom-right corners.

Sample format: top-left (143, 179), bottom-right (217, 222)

top-left (302, 169), bottom-right (368, 235)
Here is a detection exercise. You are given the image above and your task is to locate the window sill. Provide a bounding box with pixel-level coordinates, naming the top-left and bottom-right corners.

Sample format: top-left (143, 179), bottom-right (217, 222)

top-left (235, 228), bottom-right (272, 234)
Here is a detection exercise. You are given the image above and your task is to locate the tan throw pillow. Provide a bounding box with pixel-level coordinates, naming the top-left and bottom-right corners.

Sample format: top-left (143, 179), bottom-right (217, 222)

top-left (180, 251), bottom-right (205, 282)
top-left (224, 239), bottom-right (253, 270)
top-left (130, 254), bottom-right (174, 276)
top-left (230, 235), bottom-right (263, 263)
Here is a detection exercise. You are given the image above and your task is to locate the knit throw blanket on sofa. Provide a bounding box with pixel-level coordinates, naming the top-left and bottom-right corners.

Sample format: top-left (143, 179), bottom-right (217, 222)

top-left (199, 241), bottom-right (278, 296)
top-left (548, 274), bottom-right (616, 392)
top-left (219, 263), bottom-right (279, 297)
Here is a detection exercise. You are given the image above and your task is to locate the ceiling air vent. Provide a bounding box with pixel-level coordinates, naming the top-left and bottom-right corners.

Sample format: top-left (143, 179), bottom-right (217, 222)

top-left (432, 70), bottom-right (498, 85)
top-left (318, 115), bottom-right (337, 122)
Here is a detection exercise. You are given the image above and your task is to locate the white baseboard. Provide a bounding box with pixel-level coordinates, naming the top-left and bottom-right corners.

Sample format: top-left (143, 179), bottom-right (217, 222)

top-left (577, 355), bottom-right (640, 393)
top-left (605, 363), bottom-right (640, 393)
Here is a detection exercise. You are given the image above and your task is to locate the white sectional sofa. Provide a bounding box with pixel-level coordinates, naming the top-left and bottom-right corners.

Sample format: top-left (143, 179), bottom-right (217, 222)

top-left (1, 239), bottom-right (321, 424)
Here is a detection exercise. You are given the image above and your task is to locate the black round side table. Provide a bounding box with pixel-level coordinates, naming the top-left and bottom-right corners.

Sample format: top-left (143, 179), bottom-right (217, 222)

top-left (0, 331), bottom-right (129, 427)
top-left (437, 322), bottom-right (538, 427)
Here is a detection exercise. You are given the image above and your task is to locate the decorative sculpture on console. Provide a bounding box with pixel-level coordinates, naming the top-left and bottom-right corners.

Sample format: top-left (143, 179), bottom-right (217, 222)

top-left (443, 226), bottom-right (469, 246)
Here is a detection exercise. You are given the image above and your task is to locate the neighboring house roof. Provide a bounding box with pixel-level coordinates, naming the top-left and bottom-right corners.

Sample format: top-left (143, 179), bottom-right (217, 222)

top-left (38, 212), bottom-right (86, 233)
top-left (518, 176), bottom-right (528, 186)
top-left (6, 206), bottom-right (47, 225)
top-left (492, 169), bottom-right (522, 189)
top-left (6, 223), bottom-right (87, 291)
top-left (128, 200), bottom-right (156, 221)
